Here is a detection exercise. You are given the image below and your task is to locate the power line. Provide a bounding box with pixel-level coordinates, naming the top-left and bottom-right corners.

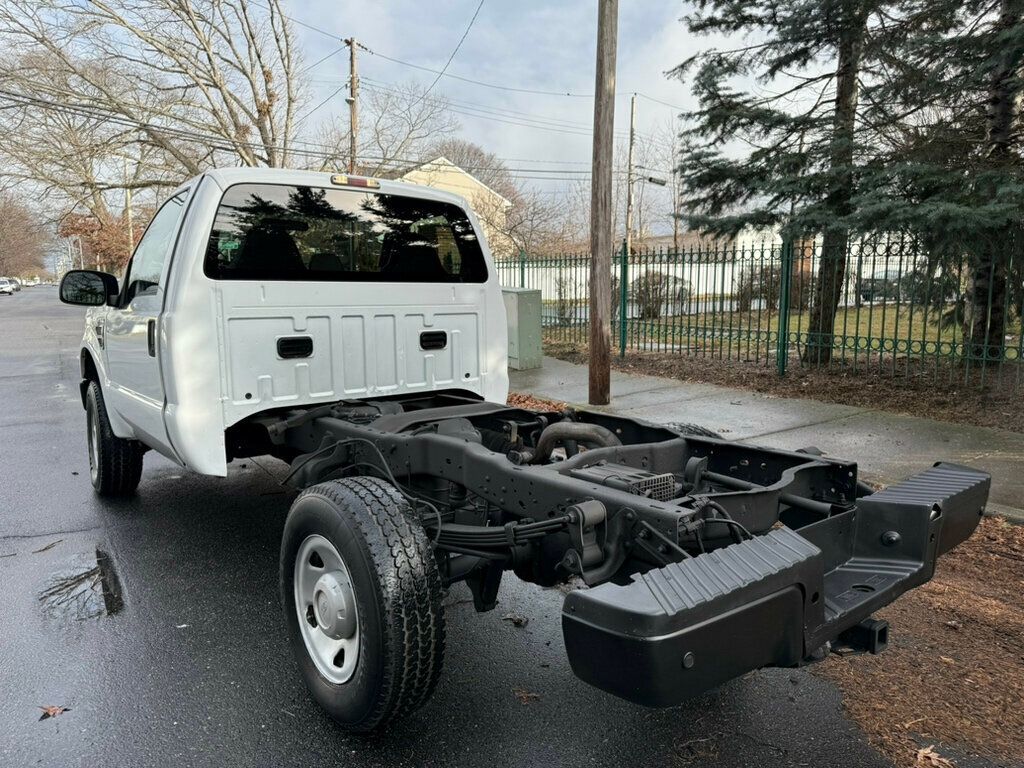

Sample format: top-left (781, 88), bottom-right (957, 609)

top-left (300, 45), bottom-right (346, 74)
top-left (412, 0), bottom-right (486, 106)
top-left (253, 0), bottom-right (684, 111)
top-left (297, 84), bottom-right (348, 123)
top-left (0, 89), bottom-right (640, 176)
top-left (360, 76), bottom-right (602, 132)
top-left (359, 79), bottom-right (637, 142)
top-left (367, 49), bottom-right (594, 98)
top-left (635, 92), bottom-right (686, 111)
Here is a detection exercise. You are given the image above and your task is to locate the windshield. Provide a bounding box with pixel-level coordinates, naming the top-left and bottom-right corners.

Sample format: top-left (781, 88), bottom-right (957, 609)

top-left (205, 183), bottom-right (487, 283)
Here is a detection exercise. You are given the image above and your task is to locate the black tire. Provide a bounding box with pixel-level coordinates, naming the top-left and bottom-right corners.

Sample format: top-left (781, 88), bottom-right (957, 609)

top-left (85, 381), bottom-right (144, 497)
top-left (280, 476), bottom-right (445, 732)
top-left (665, 421), bottom-right (723, 439)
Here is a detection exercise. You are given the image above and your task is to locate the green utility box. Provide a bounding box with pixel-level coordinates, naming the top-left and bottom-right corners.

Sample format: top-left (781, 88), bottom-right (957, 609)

top-left (502, 288), bottom-right (543, 371)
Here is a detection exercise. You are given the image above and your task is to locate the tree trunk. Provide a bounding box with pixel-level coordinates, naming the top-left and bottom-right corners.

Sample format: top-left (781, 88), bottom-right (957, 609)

top-left (802, 5), bottom-right (869, 365)
top-left (970, 0), bottom-right (1023, 362)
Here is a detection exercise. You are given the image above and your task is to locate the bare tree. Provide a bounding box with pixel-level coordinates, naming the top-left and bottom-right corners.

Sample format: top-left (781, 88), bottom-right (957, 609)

top-left (0, 0), bottom-right (304, 174)
top-left (313, 82), bottom-right (459, 175)
top-left (425, 138), bottom-right (518, 198)
top-left (0, 194), bottom-right (49, 276)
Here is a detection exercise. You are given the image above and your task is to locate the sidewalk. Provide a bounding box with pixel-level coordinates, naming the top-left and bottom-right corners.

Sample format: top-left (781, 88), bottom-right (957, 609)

top-left (510, 356), bottom-right (1024, 518)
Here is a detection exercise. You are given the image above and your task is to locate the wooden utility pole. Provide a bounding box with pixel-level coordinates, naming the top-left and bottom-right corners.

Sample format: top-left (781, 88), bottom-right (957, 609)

top-left (624, 93), bottom-right (637, 260)
top-left (588, 0), bottom-right (618, 406)
top-left (345, 37), bottom-right (359, 174)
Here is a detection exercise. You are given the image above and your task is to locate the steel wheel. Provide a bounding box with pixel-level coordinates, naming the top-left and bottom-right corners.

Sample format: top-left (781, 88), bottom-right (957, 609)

top-left (87, 405), bottom-right (99, 485)
top-left (294, 534), bottom-right (360, 684)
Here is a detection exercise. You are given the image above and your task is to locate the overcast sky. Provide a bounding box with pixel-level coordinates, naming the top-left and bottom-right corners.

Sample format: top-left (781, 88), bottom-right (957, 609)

top-left (291, 1), bottom-right (711, 192)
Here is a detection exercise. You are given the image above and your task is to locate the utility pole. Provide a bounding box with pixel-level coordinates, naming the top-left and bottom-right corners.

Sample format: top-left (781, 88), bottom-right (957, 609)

top-left (624, 92), bottom-right (637, 261)
top-left (345, 37), bottom-right (359, 174)
top-left (588, 0), bottom-right (618, 406)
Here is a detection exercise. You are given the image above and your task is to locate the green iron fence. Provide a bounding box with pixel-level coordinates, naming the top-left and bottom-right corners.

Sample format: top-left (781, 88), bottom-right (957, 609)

top-left (494, 236), bottom-right (1023, 391)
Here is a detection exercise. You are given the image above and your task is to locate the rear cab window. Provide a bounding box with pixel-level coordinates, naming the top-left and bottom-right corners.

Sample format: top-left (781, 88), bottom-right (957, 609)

top-left (204, 183), bottom-right (487, 283)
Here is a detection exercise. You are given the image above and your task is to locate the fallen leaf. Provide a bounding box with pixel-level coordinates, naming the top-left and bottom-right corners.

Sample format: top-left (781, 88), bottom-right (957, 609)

top-left (38, 705), bottom-right (70, 721)
top-left (32, 539), bottom-right (63, 554)
top-left (915, 745), bottom-right (955, 767)
top-left (501, 613), bottom-right (529, 628)
top-left (512, 687), bottom-right (540, 704)
top-left (939, 656), bottom-right (955, 664)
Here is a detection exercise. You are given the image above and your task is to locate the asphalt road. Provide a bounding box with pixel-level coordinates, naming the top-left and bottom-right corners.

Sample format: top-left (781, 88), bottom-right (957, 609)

top-left (1, 288), bottom-right (894, 768)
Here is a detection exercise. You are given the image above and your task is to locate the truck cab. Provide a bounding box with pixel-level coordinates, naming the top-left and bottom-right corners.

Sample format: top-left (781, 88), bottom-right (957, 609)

top-left (62, 168), bottom-right (509, 476)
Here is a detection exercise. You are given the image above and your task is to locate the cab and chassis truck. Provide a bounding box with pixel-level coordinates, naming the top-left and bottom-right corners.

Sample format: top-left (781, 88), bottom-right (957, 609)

top-left (59, 168), bottom-right (990, 731)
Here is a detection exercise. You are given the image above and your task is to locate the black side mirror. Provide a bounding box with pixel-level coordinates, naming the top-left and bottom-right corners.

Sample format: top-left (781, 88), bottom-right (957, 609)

top-left (59, 270), bottom-right (119, 307)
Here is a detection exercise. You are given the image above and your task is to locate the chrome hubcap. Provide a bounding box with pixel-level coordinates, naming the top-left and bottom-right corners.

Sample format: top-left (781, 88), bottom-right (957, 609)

top-left (294, 534), bottom-right (359, 684)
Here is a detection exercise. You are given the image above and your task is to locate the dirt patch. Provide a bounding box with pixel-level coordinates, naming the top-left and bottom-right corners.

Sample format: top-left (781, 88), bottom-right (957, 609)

top-left (817, 516), bottom-right (1024, 766)
top-left (544, 340), bottom-right (1023, 434)
top-left (507, 392), bottom-right (566, 411)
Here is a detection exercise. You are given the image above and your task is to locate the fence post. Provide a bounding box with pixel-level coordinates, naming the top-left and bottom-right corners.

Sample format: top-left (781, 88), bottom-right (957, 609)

top-left (776, 239), bottom-right (794, 376)
top-left (518, 250), bottom-right (526, 288)
top-left (619, 239), bottom-right (629, 358)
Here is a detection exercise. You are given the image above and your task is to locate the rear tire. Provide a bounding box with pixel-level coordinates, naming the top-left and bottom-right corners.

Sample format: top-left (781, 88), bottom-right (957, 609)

top-left (280, 476), bottom-right (445, 732)
top-left (85, 381), bottom-right (144, 497)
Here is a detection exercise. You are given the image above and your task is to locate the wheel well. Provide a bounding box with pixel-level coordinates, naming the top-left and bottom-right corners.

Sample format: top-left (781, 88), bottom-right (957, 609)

top-left (80, 349), bottom-right (99, 408)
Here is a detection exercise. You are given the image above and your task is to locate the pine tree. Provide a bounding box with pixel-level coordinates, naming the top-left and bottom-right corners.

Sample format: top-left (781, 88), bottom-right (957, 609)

top-left (675, 0), bottom-right (892, 363)
top-left (853, 0), bottom-right (1024, 362)
top-left (676, 0), bottom-right (1024, 367)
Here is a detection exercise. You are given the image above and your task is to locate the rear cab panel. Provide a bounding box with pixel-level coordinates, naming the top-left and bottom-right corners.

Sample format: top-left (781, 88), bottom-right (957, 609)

top-left (160, 169), bottom-right (509, 476)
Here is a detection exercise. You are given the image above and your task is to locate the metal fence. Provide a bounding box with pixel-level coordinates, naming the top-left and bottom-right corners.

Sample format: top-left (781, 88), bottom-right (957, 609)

top-left (495, 236), bottom-right (1023, 390)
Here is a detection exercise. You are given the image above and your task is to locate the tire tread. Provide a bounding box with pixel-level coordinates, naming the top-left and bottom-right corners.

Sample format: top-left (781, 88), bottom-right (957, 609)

top-left (294, 476), bottom-right (445, 730)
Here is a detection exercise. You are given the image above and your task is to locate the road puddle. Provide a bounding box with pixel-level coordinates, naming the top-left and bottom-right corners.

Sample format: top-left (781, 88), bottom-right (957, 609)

top-left (38, 549), bottom-right (124, 621)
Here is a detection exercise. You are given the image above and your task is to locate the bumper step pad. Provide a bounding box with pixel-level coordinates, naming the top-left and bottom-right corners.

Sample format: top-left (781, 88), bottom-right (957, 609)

top-left (562, 528), bottom-right (824, 706)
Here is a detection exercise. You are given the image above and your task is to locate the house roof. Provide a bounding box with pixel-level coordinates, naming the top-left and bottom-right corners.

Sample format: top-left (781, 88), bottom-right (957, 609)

top-left (400, 156), bottom-right (512, 207)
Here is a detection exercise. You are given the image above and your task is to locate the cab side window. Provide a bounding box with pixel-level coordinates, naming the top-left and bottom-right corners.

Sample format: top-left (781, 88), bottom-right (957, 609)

top-left (122, 191), bottom-right (188, 303)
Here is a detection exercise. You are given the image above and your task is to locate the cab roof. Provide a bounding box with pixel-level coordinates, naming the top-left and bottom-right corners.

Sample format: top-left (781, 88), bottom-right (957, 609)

top-left (193, 167), bottom-right (472, 211)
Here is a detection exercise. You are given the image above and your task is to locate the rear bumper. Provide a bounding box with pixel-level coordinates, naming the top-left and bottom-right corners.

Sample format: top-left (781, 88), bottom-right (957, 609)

top-left (562, 462), bottom-right (990, 706)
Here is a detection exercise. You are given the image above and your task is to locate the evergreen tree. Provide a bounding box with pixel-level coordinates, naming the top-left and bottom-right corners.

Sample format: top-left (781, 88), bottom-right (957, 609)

top-left (675, 0), bottom-right (893, 363)
top-left (853, 0), bottom-right (1024, 361)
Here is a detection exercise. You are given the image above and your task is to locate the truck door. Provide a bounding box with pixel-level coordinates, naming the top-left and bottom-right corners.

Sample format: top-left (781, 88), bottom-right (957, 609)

top-left (103, 190), bottom-right (190, 455)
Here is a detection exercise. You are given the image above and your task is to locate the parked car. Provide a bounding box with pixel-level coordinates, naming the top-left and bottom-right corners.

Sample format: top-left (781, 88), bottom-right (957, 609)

top-left (859, 268), bottom-right (904, 302)
top-left (0, 278), bottom-right (15, 295)
top-left (59, 167), bottom-right (989, 733)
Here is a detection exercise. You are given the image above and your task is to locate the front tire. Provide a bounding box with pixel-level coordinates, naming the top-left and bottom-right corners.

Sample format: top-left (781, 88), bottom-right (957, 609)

top-left (85, 381), bottom-right (144, 497)
top-left (280, 476), bottom-right (445, 731)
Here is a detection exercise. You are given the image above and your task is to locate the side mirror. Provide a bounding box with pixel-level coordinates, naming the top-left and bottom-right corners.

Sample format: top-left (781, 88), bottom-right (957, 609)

top-left (59, 270), bottom-right (119, 307)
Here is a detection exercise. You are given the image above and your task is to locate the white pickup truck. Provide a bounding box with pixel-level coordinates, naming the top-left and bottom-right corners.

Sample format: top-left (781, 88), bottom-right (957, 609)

top-left (61, 167), bottom-right (988, 732)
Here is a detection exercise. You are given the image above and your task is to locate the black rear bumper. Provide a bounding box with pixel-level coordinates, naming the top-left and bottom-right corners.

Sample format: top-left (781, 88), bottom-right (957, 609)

top-left (562, 462), bottom-right (990, 706)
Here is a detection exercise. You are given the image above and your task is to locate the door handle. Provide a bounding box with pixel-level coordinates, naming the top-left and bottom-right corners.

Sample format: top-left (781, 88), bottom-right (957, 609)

top-left (147, 319), bottom-right (156, 357)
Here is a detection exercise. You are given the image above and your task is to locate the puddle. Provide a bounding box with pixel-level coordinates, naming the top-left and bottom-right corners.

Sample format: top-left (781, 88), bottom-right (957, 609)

top-left (39, 549), bottom-right (124, 621)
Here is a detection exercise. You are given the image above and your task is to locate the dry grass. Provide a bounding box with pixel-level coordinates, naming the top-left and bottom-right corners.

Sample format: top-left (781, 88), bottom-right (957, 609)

top-left (818, 517), bottom-right (1024, 766)
top-left (544, 340), bottom-right (1023, 434)
top-left (506, 392), bottom-right (566, 411)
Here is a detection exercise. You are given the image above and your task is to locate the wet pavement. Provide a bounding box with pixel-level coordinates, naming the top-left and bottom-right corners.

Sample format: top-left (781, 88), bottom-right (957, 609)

top-left (0, 290), bottom-right (912, 767)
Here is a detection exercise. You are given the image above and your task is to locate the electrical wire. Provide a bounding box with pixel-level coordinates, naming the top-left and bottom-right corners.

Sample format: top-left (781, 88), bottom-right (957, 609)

top-left (409, 0), bottom-right (486, 107)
